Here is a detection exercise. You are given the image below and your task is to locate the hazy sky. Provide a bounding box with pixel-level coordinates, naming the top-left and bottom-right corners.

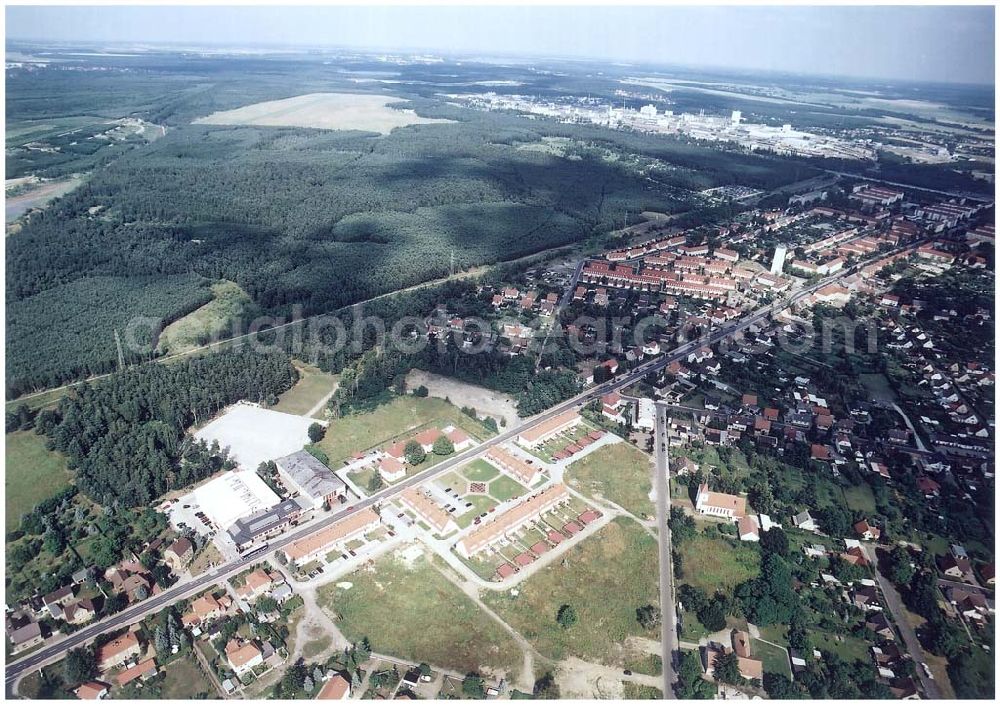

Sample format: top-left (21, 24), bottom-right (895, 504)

top-left (6, 5), bottom-right (995, 84)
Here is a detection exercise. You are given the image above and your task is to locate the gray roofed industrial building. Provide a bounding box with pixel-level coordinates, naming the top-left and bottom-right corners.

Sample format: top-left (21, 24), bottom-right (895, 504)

top-left (274, 450), bottom-right (347, 509)
top-left (229, 497), bottom-right (309, 550)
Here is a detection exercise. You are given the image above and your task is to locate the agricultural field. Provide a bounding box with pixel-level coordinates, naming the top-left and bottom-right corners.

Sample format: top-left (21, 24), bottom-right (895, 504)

top-left (195, 92), bottom-right (454, 135)
top-left (564, 441), bottom-right (655, 518)
top-left (155, 280), bottom-right (255, 355)
top-left (675, 532), bottom-right (760, 595)
top-left (272, 360), bottom-right (340, 416)
top-left (317, 550), bottom-right (522, 676)
top-left (317, 394), bottom-right (493, 466)
top-left (482, 517), bottom-right (660, 665)
top-left (5, 430), bottom-right (73, 531)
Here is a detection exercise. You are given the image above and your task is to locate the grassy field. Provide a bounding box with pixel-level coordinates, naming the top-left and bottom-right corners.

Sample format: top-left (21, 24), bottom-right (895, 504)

top-left (676, 532), bottom-right (760, 595)
top-left (564, 441), bottom-right (655, 518)
top-left (841, 483), bottom-right (877, 514)
top-left (463, 459), bottom-right (500, 482)
top-left (161, 656), bottom-right (217, 699)
top-left (272, 360), bottom-right (340, 416)
top-left (5, 431), bottom-right (73, 531)
top-left (623, 651), bottom-right (663, 676)
top-left (811, 631), bottom-right (870, 663)
top-left (317, 551), bottom-right (522, 676)
top-left (155, 280), bottom-right (254, 355)
top-left (5, 386), bottom-right (69, 414)
top-left (858, 373), bottom-right (898, 404)
top-left (754, 638), bottom-right (791, 678)
top-left (482, 517), bottom-right (660, 665)
top-left (623, 684), bottom-right (663, 699)
top-left (316, 395), bottom-right (493, 466)
top-left (489, 474), bottom-right (528, 502)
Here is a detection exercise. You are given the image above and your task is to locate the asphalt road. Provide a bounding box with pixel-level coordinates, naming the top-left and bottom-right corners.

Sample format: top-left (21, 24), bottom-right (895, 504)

top-left (864, 544), bottom-right (942, 699)
top-left (4, 244), bottom-right (916, 688)
top-left (654, 402), bottom-right (677, 698)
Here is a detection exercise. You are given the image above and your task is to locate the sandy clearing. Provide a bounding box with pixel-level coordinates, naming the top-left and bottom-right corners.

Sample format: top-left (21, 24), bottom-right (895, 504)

top-left (405, 369), bottom-right (522, 427)
top-left (6, 176), bottom-right (84, 224)
top-left (194, 92), bottom-right (453, 135)
top-left (193, 402), bottom-right (313, 469)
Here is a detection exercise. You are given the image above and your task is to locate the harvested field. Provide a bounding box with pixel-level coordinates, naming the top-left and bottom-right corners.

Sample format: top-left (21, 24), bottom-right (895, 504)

top-left (194, 93), bottom-right (453, 135)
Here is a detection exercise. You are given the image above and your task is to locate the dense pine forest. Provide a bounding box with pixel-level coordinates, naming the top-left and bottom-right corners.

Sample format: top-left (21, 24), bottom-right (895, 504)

top-left (5, 53), bottom-right (846, 398)
top-left (35, 349), bottom-right (296, 506)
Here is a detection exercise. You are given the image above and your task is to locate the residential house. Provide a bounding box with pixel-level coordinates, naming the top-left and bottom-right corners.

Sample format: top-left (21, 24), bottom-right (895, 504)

top-left (237, 568), bottom-right (281, 603)
top-left (42, 585), bottom-right (75, 619)
top-left (62, 598), bottom-right (97, 625)
top-left (96, 631), bottom-right (141, 671)
top-left (792, 510), bottom-right (819, 532)
top-left (378, 456), bottom-right (407, 484)
top-left (226, 639), bottom-right (264, 677)
top-left (182, 592), bottom-right (227, 628)
top-left (853, 519), bottom-right (881, 541)
top-left (8, 620), bottom-right (43, 654)
top-left (866, 612), bottom-right (895, 640)
top-left (164, 537), bottom-right (194, 573)
top-left (695, 484), bottom-right (747, 519)
top-left (115, 659), bottom-right (158, 688)
top-left (317, 673), bottom-right (352, 700)
top-left (851, 585), bottom-right (881, 612)
top-left (737, 515), bottom-right (760, 542)
top-left (938, 553), bottom-right (976, 583)
top-left (74, 682), bottom-right (110, 700)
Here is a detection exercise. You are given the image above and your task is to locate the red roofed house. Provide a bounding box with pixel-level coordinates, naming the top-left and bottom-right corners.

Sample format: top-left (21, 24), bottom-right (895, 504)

top-left (811, 444), bottom-right (831, 461)
top-left (854, 519), bottom-right (881, 541)
top-left (226, 639), bottom-right (264, 677)
top-left (74, 682), bottom-right (110, 700)
top-left (916, 476), bottom-right (941, 497)
top-left (96, 631), bottom-right (141, 671)
top-left (737, 515), bottom-right (760, 542)
top-left (695, 483), bottom-right (747, 519)
top-left (445, 427), bottom-right (473, 452)
top-left (317, 673), bottom-right (351, 700)
top-left (378, 455), bottom-right (407, 484)
top-left (115, 658), bottom-right (158, 688)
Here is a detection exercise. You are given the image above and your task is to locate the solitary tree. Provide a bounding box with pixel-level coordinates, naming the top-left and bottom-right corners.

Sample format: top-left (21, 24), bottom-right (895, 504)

top-left (697, 601), bottom-right (728, 632)
top-left (713, 651), bottom-right (742, 686)
top-left (636, 604), bottom-right (662, 630)
top-left (404, 440), bottom-right (426, 465)
top-left (308, 423), bottom-right (326, 444)
top-left (462, 673), bottom-right (486, 699)
top-left (64, 647), bottom-right (96, 685)
top-left (556, 604), bottom-right (578, 628)
top-left (432, 435), bottom-right (455, 456)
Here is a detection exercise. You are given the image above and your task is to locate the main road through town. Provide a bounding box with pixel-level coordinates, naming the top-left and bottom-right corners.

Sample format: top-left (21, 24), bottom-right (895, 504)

top-left (3, 243), bottom-right (920, 690)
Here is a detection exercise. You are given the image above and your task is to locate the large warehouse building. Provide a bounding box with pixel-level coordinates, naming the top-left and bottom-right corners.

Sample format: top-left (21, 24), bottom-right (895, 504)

top-left (193, 469), bottom-right (282, 530)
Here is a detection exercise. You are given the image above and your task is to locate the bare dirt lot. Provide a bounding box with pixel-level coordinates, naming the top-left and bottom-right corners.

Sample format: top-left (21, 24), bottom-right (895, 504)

top-left (405, 369), bottom-right (521, 427)
top-left (194, 92), bottom-right (454, 135)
